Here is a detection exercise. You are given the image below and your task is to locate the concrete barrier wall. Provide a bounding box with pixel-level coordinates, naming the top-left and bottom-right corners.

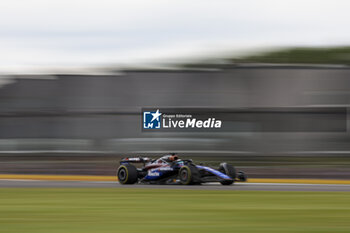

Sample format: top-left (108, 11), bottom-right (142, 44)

top-left (0, 66), bottom-right (350, 155)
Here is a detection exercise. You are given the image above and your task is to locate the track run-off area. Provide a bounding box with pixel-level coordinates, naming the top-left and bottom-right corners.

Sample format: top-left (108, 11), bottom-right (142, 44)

top-left (1, 175), bottom-right (350, 232)
top-left (1, 176), bottom-right (350, 191)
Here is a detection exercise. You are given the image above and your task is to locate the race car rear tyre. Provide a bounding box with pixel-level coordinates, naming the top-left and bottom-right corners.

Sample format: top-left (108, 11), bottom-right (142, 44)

top-left (219, 163), bottom-right (236, 185)
top-left (179, 165), bottom-right (200, 185)
top-left (117, 164), bottom-right (138, 184)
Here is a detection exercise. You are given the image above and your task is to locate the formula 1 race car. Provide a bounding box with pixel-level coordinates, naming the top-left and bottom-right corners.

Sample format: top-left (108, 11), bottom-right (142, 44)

top-left (117, 154), bottom-right (247, 185)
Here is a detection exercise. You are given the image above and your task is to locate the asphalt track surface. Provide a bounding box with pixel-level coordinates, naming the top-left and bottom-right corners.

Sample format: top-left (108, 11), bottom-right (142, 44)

top-left (1, 179), bottom-right (350, 191)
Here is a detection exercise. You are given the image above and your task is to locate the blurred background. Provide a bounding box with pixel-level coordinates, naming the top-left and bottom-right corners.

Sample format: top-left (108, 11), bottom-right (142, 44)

top-left (1, 0), bottom-right (350, 179)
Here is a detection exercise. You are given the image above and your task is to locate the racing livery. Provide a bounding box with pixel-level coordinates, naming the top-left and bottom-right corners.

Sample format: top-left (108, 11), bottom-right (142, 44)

top-left (117, 154), bottom-right (247, 185)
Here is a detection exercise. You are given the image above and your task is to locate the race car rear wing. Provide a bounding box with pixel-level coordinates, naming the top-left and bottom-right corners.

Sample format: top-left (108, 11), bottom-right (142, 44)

top-left (120, 157), bottom-right (152, 164)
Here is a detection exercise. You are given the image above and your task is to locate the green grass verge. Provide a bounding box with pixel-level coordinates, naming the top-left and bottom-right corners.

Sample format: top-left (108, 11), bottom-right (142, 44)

top-left (0, 188), bottom-right (350, 233)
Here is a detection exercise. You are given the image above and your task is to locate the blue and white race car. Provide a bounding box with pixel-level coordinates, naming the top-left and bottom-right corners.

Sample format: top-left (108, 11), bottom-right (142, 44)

top-left (117, 154), bottom-right (247, 185)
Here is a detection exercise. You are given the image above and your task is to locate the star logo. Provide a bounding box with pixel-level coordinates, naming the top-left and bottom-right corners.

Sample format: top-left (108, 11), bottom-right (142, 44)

top-left (143, 109), bottom-right (162, 129)
top-left (151, 109), bottom-right (162, 122)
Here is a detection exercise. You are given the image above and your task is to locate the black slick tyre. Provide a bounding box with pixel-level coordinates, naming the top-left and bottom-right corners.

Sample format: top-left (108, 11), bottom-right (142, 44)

top-left (179, 165), bottom-right (199, 185)
top-left (117, 164), bottom-right (138, 184)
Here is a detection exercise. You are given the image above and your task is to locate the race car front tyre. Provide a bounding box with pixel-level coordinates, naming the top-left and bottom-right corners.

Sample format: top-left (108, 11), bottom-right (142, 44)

top-left (179, 165), bottom-right (199, 185)
top-left (117, 164), bottom-right (138, 184)
top-left (219, 163), bottom-right (236, 185)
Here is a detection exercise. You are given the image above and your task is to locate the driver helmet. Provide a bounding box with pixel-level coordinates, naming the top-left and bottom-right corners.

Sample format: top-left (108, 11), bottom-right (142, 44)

top-left (169, 154), bottom-right (179, 161)
top-left (162, 154), bottom-right (179, 162)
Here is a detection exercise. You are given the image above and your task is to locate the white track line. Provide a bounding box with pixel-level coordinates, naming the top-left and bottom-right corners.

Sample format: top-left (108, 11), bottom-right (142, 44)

top-left (1, 179), bottom-right (350, 187)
